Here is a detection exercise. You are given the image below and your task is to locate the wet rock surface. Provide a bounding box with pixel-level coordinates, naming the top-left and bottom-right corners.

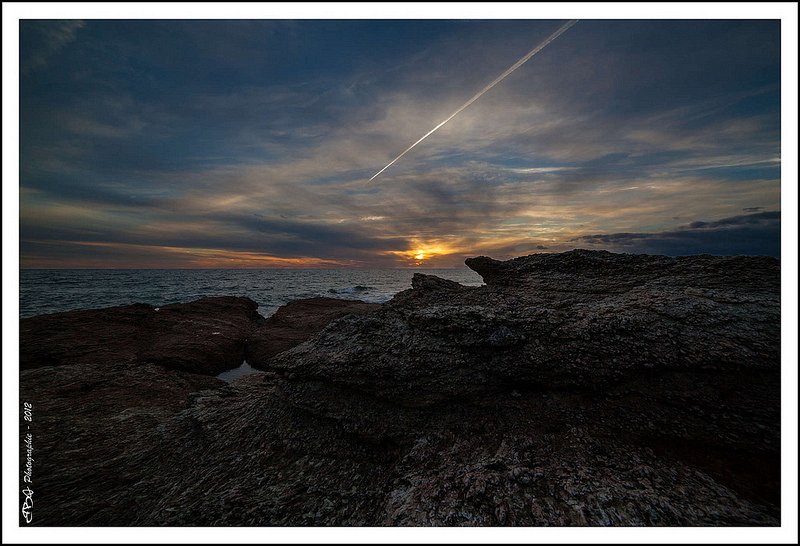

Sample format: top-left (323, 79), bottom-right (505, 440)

top-left (19, 251), bottom-right (780, 526)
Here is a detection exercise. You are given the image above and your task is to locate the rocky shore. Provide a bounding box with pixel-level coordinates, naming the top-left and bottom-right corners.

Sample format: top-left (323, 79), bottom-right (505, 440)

top-left (19, 250), bottom-right (780, 526)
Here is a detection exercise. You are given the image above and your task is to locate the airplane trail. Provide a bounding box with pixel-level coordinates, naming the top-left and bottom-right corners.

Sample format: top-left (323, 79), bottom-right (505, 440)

top-left (370, 19), bottom-right (578, 181)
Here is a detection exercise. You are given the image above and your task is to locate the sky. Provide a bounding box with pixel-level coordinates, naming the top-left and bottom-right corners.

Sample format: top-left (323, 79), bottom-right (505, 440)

top-left (19, 19), bottom-right (781, 268)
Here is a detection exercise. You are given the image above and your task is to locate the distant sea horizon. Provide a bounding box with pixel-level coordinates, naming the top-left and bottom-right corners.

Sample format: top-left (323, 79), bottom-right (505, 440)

top-left (19, 267), bottom-right (473, 270)
top-left (20, 268), bottom-right (484, 319)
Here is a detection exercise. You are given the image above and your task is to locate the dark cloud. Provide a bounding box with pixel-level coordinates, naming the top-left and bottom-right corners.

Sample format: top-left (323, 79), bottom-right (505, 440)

top-left (572, 211), bottom-right (780, 257)
top-left (19, 20), bottom-right (781, 267)
top-left (22, 213), bottom-right (410, 262)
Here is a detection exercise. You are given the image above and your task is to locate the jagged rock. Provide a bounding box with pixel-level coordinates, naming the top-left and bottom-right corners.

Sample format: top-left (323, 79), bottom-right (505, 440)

top-left (463, 255), bottom-right (505, 284)
top-left (19, 251), bottom-right (780, 526)
top-left (272, 250), bottom-right (779, 405)
top-left (247, 297), bottom-right (380, 369)
top-left (263, 249), bottom-right (780, 520)
top-left (410, 273), bottom-right (465, 292)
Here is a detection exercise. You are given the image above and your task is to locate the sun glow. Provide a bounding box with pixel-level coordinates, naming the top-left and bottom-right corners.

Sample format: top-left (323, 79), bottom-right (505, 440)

top-left (405, 243), bottom-right (455, 265)
top-left (384, 241), bottom-right (460, 266)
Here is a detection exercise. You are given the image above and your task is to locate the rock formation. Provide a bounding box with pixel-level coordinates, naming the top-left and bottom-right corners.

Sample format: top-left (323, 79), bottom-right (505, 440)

top-left (19, 250), bottom-right (780, 526)
top-left (247, 297), bottom-right (380, 368)
top-left (20, 296), bottom-right (261, 375)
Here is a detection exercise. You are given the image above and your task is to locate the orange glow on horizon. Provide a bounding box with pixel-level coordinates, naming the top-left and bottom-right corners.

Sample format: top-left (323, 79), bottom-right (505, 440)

top-left (21, 240), bottom-right (356, 269)
top-left (383, 242), bottom-right (463, 267)
top-left (21, 235), bottom-right (582, 269)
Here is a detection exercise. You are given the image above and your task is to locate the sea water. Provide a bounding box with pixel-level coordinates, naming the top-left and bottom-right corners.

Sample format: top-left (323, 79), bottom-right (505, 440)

top-left (20, 268), bottom-right (484, 319)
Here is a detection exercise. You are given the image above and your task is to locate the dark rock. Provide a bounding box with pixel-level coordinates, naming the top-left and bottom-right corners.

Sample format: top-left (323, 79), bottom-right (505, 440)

top-left (18, 297), bottom-right (263, 525)
top-left (463, 255), bottom-right (505, 283)
top-left (488, 325), bottom-right (523, 347)
top-left (272, 250), bottom-right (778, 406)
top-left (411, 273), bottom-right (465, 292)
top-left (19, 251), bottom-right (780, 526)
top-left (19, 360), bottom-right (225, 526)
top-left (20, 296), bottom-right (261, 375)
top-left (141, 297), bottom-right (260, 374)
top-left (246, 297), bottom-right (380, 369)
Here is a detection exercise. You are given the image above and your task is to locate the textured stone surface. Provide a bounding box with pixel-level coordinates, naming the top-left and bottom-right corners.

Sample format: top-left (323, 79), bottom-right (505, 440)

top-left (19, 251), bottom-right (780, 526)
top-left (272, 251), bottom-right (779, 407)
top-left (246, 297), bottom-right (380, 369)
top-left (20, 296), bottom-right (261, 375)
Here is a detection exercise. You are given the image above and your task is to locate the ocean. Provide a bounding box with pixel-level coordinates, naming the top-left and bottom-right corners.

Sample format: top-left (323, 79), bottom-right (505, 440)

top-left (19, 268), bottom-right (484, 319)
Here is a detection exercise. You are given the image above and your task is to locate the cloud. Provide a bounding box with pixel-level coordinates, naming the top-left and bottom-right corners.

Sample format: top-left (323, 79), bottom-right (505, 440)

top-left (572, 211), bottom-right (780, 257)
top-left (21, 20), bottom-right (84, 74)
top-left (18, 20), bottom-right (781, 267)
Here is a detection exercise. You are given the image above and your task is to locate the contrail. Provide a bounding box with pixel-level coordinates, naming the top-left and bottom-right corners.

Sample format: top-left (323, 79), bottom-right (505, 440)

top-left (370, 19), bottom-right (578, 181)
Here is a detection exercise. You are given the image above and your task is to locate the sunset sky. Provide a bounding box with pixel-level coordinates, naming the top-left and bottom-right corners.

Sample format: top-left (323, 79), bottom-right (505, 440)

top-left (20, 19), bottom-right (781, 268)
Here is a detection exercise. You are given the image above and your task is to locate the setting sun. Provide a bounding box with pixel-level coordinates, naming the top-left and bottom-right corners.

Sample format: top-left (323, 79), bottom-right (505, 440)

top-left (386, 242), bottom-right (460, 266)
top-left (13, 12), bottom-right (785, 530)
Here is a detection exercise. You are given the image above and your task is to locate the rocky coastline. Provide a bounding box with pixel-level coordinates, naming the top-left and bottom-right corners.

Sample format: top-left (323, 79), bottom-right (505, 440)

top-left (19, 250), bottom-right (780, 526)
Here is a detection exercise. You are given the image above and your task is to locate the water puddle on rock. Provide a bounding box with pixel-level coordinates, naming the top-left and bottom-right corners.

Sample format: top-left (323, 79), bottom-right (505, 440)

top-left (216, 360), bottom-right (263, 383)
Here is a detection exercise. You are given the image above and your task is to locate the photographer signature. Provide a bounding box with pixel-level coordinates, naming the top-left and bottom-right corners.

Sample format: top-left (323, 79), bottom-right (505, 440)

top-left (21, 487), bottom-right (33, 523)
